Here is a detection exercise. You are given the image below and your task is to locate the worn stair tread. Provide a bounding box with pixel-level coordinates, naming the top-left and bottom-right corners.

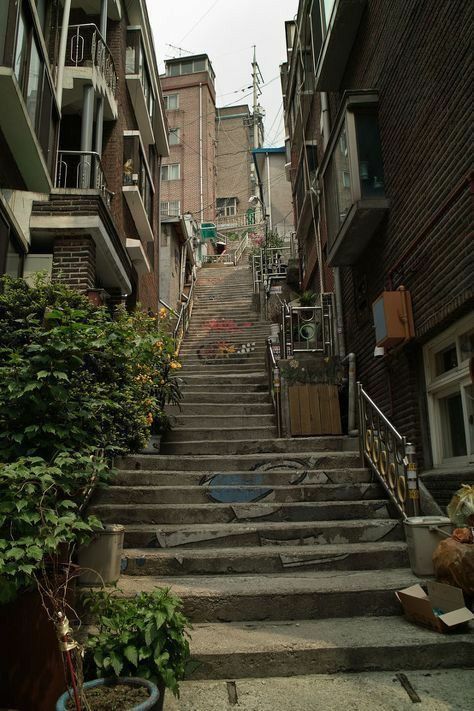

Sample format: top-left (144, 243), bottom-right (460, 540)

top-left (186, 615), bottom-right (474, 656)
top-left (115, 568), bottom-right (418, 598)
top-left (93, 499), bottom-right (389, 512)
top-left (122, 541), bottom-right (407, 557)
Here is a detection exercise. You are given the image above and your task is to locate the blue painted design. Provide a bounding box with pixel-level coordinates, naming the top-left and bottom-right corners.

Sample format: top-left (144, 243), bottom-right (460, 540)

top-left (207, 473), bottom-right (272, 503)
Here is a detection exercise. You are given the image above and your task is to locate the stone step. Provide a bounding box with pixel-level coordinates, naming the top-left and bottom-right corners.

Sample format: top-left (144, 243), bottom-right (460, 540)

top-left (113, 467), bottom-right (372, 487)
top-left (179, 360), bottom-right (266, 371)
top-left (165, 403), bottom-right (275, 416)
top-left (118, 450), bottom-right (362, 472)
top-left (180, 353), bottom-right (267, 364)
top-left (189, 317), bottom-right (268, 325)
top-left (186, 327), bottom-right (269, 337)
top-left (169, 414), bottom-right (276, 427)
top-left (175, 392), bottom-right (272, 404)
top-left (179, 383), bottom-right (268, 393)
top-left (165, 427), bottom-right (277, 442)
top-left (93, 482), bottom-right (384, 505)
top-left (179, 616), bottom-right (474, 679)
top-left (181, 373), bottom-right (267, 384)
top-left (121, 541), bottom-right (408, 576)
top-left (160, 437), bottom-right (359, 456)
top-left (121, 518), bottom-right (403, 548)
top-left (89, 499), bottom-right (391, 525)
top-left (117, 569), bottom-right (417, 623)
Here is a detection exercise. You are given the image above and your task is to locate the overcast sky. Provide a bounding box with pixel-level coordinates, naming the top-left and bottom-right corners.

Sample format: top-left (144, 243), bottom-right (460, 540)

top-left (147, 0), bottom-right (298, 146)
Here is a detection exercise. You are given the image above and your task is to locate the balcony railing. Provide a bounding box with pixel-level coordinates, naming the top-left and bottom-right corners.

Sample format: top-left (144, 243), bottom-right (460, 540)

top-left (56, 150), bottom-right (111, 205)
top-left (67, 24), bottom-right (118, 97)
top-left (215, 209), bottom-right (264, 230)
top-left (280, 294), bottom-right (336, 358)
top-left (357, 383), bottom-right (420, 519)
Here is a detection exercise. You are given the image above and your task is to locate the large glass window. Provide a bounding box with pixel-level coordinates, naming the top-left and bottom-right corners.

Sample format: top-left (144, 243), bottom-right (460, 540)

top-left (160, 200), bottom-right (181, 217)
top-left (0, 2), bottom-right (9, 63)
top-left (0, 214), bottom-right (23, 277)
top-left (424, 315), bottom-right (474, 466)
top-left (355, 111), bottom-right (385, 198)
top-left (164, 94), bottom-right (179, 110)
top-left (126, 28), bottom-right (155, 121)
top-left (123, 133), bottom-right (154, 227)
top-left (14, 7), bottom-right (28, 85)
top-left (168, 128), bottom-right (180, 145)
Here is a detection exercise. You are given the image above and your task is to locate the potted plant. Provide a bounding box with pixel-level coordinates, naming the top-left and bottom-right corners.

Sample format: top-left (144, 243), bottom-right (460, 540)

top-left (58, 587), bottom-right (192, 710)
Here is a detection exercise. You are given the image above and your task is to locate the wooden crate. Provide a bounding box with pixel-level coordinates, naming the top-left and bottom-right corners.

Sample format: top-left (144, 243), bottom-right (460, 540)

top-left (289, 383), bottom-right (342, 436)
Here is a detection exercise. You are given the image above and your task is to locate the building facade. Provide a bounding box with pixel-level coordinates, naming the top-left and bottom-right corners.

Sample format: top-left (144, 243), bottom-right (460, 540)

top-left (252, 147), bottom-right (294, 241)
top-left (282, 0), bottom-right (473, 473)
top-left (160, 55), bottom-right (216, 225)
top-left (216, 104), bottom-right (255, 220)
top-left (0, 0), bottom-right (168, 311)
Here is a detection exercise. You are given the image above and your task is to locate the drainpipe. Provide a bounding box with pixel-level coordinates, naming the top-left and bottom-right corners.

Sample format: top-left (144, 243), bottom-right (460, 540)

top-left (80, 85), bottom-right (95, 187)
top-left (266, 152), bottom-right (272, 231)
top-left (100, 0), bottom-right (108, 37)
top-left (199, 83), bottom-right (204, 222)
top-left (342, 352), bottom-right (357, 435)
top-left (56, 0), bottom-right (72, 108)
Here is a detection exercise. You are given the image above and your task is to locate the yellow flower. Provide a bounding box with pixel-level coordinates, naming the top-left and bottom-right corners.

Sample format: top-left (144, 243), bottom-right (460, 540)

top-left (146, 412), bottom-right (153, 425)
top-left (170, 361), bottom-right (181, 369)
top-left (159, 307), bottom-right (168, 318)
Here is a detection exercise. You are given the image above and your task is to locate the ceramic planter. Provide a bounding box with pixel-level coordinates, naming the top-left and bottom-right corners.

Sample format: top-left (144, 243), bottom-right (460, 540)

top-left (56, 677), bottom-right (163, 711)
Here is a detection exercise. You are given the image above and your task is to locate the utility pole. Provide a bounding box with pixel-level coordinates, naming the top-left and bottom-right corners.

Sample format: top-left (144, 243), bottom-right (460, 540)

top-left (252, 46), bottom-right (264, 149)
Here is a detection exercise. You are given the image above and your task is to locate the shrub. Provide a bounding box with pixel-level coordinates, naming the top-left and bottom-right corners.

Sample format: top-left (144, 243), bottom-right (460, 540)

top-left (0, 276), bottom-right (182, 460)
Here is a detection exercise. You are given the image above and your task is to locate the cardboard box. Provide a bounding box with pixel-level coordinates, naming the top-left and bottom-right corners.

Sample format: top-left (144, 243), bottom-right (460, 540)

top-left (396, 581), bottom-right (474, 633)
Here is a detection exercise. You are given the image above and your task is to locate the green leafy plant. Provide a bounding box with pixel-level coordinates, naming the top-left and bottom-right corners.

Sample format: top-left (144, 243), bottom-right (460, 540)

top-left (0, 453), bottom-right (108, 603)
top-left (299, 290), bottom-right (318, 307)
top-left (83, 588), bottom-right (192, 697)
top-left (0, 276), bottom-right (182, 460)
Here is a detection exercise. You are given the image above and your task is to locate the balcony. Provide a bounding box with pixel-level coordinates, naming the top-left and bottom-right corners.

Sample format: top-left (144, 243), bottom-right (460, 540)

top-left (125, 28), bottom-right (155, 146)
top-left (315, 0), bottom-right (367, 91)
top-left (122, 133), bottom-right (154, 243)
top-left (62, 24), bottom-right (118, 119)
top-left (55, 150), bottom-right (111, 206)
top-left (322, 92), bottom-right (389, 266)
top-left (0, 0), bottom-right (59, 192)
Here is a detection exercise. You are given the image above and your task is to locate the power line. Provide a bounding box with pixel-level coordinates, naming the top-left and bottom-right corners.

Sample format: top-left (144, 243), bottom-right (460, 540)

top-left (179, 0), bottom-right (221, 44)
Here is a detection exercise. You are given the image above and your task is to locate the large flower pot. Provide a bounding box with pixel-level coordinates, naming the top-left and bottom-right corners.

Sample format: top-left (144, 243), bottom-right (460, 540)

top-left (78, 524), bottom-right (124, 586)
top-left (56, 677), bottom-right (163, 711)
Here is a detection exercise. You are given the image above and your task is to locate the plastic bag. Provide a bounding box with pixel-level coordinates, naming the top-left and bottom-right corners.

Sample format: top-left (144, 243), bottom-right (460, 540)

top-left (433, 537), bottom-right (474, 595)
top-left (447, 484), bottom-right (474, 527)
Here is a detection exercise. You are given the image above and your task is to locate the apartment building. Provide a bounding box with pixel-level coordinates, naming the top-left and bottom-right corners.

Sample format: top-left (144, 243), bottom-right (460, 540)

top-left (160, 54), bottom-right (216, 225)
top-left (282, 0), bottom-right (473, 477)
top-left (0, 0), bottom-right (168, 311)
top-left (216, 104), bottom-right (255, 221)
top-left (252, 146), bottom-right (294, 240)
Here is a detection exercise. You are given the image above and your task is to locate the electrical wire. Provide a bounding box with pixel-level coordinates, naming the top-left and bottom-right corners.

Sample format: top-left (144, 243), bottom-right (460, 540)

top-left (179, 0), bottom-right (221, 44)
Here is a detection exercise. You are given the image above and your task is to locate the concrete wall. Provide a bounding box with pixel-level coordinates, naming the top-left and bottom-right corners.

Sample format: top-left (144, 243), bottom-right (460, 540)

top-left (216, 105), bottom-right (253, 212)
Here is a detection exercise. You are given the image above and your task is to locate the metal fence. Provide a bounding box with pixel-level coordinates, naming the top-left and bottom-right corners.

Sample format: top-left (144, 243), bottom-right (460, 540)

top-left (56, 151), bottom-right (111, 205)
top-left (357, 382), bottom-right (420, 518)
top-left (280, 293), bottom-right (336, 358)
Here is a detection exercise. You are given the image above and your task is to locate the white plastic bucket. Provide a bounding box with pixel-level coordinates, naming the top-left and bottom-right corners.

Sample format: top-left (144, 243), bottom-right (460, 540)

top-left (404, 516), bottom-right (452, 577)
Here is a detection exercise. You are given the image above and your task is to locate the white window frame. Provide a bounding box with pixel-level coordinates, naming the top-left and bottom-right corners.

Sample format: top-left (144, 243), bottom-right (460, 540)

top-left (161, 163), bottom-right (180, 181)
top-left (423, 313), bottom-right (474, 467)
top-left (160, 200), bottom-right (181, 217)
top-left (164, 93), bottom-right (179, 110)
top-left (217, 197), bottom-right (237, 217)
top-left (168, 127), bottom-right (180, 145)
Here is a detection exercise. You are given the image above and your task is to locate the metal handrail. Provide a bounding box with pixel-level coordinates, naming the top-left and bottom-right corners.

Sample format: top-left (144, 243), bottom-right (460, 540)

top-left (159, 299), bottom-right (178, 317)
top-left (67, 23), bottom-right (118, 97)
top-left (357, 382), bottom-right (420, 519)
top-left (266, 338), bottom-right (282, 438)
top-left (56, 150), bottom-right (111, 205)
top-left (279, 294), bottom-right (335, 357)
top-left (173, 274), bottom-right (196, 351)
top-left (233, 231), bottom-right (249, 265)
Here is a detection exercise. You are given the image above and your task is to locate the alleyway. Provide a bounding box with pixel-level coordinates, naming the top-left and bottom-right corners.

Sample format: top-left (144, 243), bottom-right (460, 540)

top-left (92, 259), bottom-right (472, 707)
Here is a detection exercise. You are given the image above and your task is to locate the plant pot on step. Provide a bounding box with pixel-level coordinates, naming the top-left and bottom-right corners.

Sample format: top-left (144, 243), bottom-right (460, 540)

top-left (56, 677), bottom-right (164, 711)
top-left (78, 524), bottom-right (124, 586)
top-left (142, 434), bottom-right (161, 453)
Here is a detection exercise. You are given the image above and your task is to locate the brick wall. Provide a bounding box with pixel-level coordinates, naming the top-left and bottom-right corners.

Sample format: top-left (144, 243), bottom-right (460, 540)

top-left (326, 0), bottom-right (473, 464)
top-left (52, 236), bottom-right (95, 292)
top-left (216, 106), bottom-right (253, 211)
top-left (161, 73), bottom-right (216, 223)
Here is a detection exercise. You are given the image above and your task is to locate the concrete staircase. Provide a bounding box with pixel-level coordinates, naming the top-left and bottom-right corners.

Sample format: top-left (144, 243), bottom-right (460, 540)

top-left (92, 260), bottom-right (473, 679)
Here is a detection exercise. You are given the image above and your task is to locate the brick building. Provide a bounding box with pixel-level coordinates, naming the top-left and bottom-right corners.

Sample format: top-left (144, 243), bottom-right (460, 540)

top-left (282, 0), bottom-right (473, 475)
top-left (0, 0), bottom-right (168, 311)
top-left (160, 55), bottom-right (216, 225)
top-left (216, 104), bottom-right (255, 220)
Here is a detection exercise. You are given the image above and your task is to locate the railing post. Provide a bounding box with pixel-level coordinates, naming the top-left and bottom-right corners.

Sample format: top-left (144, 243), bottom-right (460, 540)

top-left (405, 442), bottom-right (420, 517)
top-left (274, 365), bottom-right (282, 438)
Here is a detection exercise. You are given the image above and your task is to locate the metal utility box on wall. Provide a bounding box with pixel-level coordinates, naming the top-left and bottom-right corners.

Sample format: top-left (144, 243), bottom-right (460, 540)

top-left (372, 288), bottom-right (415, 349)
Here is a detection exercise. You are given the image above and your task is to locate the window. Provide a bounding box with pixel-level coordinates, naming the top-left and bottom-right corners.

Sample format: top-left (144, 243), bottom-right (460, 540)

top-left (126, 28), bottom-right (155, 121)
top-left (321, 92), bottom-right (389, 265)
top-left (160, 201), bottom-right (181, 217)
top-left (163, 94), bottom-right (179, 110)
top-left (166, 58), bottom-right (210, 77)
top-left (0, 213), bottom-right (23, 277)
top-left (161, 163), bottom-right (180, 181)
top-left (217, 198), bottom-right (237, 217)
top-left (168, 128), bottom-right (180, 145)
top-left (424, 315), bottom-right (474, 466)
top-left (123, 132), bottom-right (154, 227)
